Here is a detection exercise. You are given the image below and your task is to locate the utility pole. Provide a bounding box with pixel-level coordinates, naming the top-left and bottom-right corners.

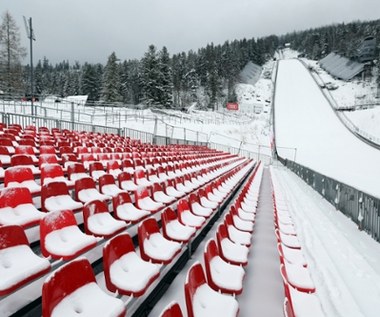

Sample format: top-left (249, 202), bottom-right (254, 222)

top-left (23, 16), bottom-right (36, 116)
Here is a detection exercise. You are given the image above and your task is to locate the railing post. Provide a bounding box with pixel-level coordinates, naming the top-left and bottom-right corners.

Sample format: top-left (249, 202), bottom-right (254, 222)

top-left (71, 102), bottom-right (75, 131)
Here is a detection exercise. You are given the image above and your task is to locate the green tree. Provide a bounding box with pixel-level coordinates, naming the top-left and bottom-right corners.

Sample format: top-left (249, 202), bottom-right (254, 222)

top-left (101, 52), bottom-right (122, 103)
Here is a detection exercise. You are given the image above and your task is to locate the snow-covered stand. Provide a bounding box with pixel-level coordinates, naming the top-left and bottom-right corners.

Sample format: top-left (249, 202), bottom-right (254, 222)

top-left (159, 301), bottom-right (183, 317)
top-left (75, 176), bottom-right (111, 203)
top-left (41, 181), bottom-right (83, 212)
top-left (103, 233), bottom-right (161, 296)
top-left (82, 199), bottom-right (126, 238)
top-left (184, 261), bottom-right (239, 317)
top-left (112, 191), bottom-right (151, 223)
top-left (138, 217), bottom-right (182, 264)
top-left (99, 173), bottom-right (125, 197)
top-left (224, 213), bottom-right (252, 246)
top-left (161, 207), bottom-right (196, 243)
top-left (4, 166), bottom-right (41, 195)
top-left (67, 163), bottom-right (88, 181)
top-left (0, 225), bottom-right (50, 296)
top-left (42, 258), bottom-right (125, 317)
top-left (40, 210), bottom-right (98, 261)
top-left (203, 239), bottom-right (245, 295)
top-left (0, 187), bottom-right (45, 227)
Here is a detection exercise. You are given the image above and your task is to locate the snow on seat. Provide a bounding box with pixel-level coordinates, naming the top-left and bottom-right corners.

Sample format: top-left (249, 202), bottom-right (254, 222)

top-left (239, 200), bottom-right (256, 214)
top-left (41, 164), bottom-right (74, 187)
top-left (198, 188), bottom-right (219, 209)
top-left (276, 212), bottom-right (294, 226)
top-left (4, 166), bottom-right (41, 194)
top-left (161, 207), bottom-right (196, 243)
top-left (0, 187), bottom-right (45, 227)
top-left (75, 177), bottom-right (111, 204)
top-left (183, 175), bottom-right (199, 191)
top-left (0, 146), bottom-right (11, 165)
top-left (138, 218), bottom-right (182, 264)
top-left (135, 186), bottom-right (164, 213)
top-left (42, 257), bottom-right (125, 317)
top-left (177, 199), bottom-right (206, 229)
top-left (121, 158), bottom-right (134, 174)
top-left (184, 262), bottom-right (239, 317)
top-left (134, 169), bottom-right (153, 187)
top-left (112, 192), bottom-right (150, 223)
top-left (189, 194), bottom-right (213, 218)
top-left (10, 154), bottom-right (40, 175)
top-left (279, 223), bottom-right (298, 236)
top-left (231, 204), bottom-right (255, 222)
top-left (99, 174), bottom-right (125, 197)
top-left (204, 184), bottom-right (224, 203)
top-left (204, 239), bottom-right (245, 295)
top-left (107, 160), bottom-right (123, 179)
top-left (42, 181), bottom-right (83, 212)
top-left (281, 262), bottom-right (315, 293)
top-left (153, 183), bottom-right (176, 204)
top-left (39, 154), bottom-right (60, 170)
top-left (40, 210), bottom-right (98, 261)
top-left (278, 243), bottom-right (308, 267)
top-left (282, 276), bottom-right (323, 317)
top-left (15, 145), bottom-right (38, 163)
top-left (83, 200), bottom-right (126, 238)
top-left (89, 161), bottom-right (106, 181)
top-left (118, 171), bottom-right (138, 191)
top-left (165, 179), bottom-right (185, 198)
top-left (159, 301), bottom-right (184, 317)
top-left (275, 229), bottom-right (301, 249)
top-left (175, 177), bottom-right (194, 193)
top-left (0, 225), bottom-right (50, 296)
top-left (67, 163), bottom-right (88, 182)
top-left (225, 217), bottom-right (252, 246)
top-left (103, 233), bottom-right (161, 297)
top-left (216, 224), bottom-right (249, 266)
top-left (225, 212), bottom-right (254, 233)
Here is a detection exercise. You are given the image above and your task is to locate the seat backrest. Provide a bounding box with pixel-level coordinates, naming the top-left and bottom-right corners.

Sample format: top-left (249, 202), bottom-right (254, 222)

top-left (0, 225), bottom-right (29, 250)
top-left (184, 262), bottom-right (207, 317)
top-left (99, 174), bottom-right (116, 189)
top-left (11, 154), bottom-right (34, 167)
top-left (89, 161), bottom-right (104, 173)
top-left (4, 166), bottom-right (34, 186)
top-left (41, 164), bottom-right (64, 184)
top-left (107, 160), bottom-right (120, 172)
top-left (177, 199), bottom-right (190, 216)
top-left (224, 213), bottom-right (234, 227)
top-left (153, 182), bottom-right (164, 193)
top-left (39, 154), bottom-right (59, 168)
top-left (82, 199), bottom-right (109, 234)
top-left (134, 169), bottom-right (146, 182)
top-left (59, 146), bottom-right (73, 155)
top-left (188, 194), bottom-right (199, 206)
top-left (103, 233), bottom-right (135, 292)
top-left (203, 239), bottom-right (219, 287)
top-left (75, 177), bottom-right (96, 193)
top-left (42, 258), bottom-right (97, 317)
top-left (121, 158), bottom-right (134, 170)
top-left (112, 191), bottom-right (132, 210)
top-left (0, 187), bottom-right (33, 209)
top-left (161, 207), bottom-right (177, 238)
top-left (135, 186), bottom-right (150, 204)
top-left (216, 223), bottom-right (229, 247)
top-left (117, 171), bottom-right (133, 185)
top-left (159, 301), bottom-right (183, 317)
top-left (41, 181), bottom-right (70, 212)
top-left (15, 145), bottom-right (35, 156)
top-left (67, 163), bottom-right (86, 178)
top-left (0, 138), bottom-right (13, 147)
top-left (138, 218), bottom-right (160, 260)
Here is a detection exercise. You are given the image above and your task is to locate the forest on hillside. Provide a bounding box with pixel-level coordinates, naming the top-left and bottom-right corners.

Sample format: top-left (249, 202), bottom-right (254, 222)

top-left (0, 10), bottom-right (379, 109)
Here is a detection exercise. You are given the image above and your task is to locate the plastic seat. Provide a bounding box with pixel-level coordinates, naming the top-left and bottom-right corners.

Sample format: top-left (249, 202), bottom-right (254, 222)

top-left (67, 163), bottom-right (88, 181)
top-left (0, 146), bottom-right (11, 165)
top-left (107, 160), bottom-right (122, 178)
top-left (89, 161), bottom-right (106, 181)
top-left (0, 138), bottom-right (15, 154)
top-left (159, 302), bottom-right (183, 317)
top-left (161, 207), bottom-right (196, 243)
top-left (0, 225), bottom-right (50, 296)
top-left (204, 239), bottom-right (245, 295)
top-left (224, 216), bottom-right (252, 246)
top-left (184, 262), bottom-right (239, 317)
top-left (99, 174), bottom-right (125, 197)
top-left (225, 212), bottom-right (254, 233)
top-left (138, 218), bottom-right (182, 264)
top-left (103, 233), bottom-right (161, 297)
top-left (118, 171), bottom-right (138, 191)
top-left (4, 166), bottom-right (41, 194)
top-left (39, 154), bottom-right (59, 170)
top-left (204, 184), bottom-right (224, 203)
top-left (278, 243), bottom-right (308, 267)
top-left (216, 224), bottom-right (249, 266)
top-left (42, 257), bottom-right (125, 317)
top-left (41, 181), bottom-right (83, 212)
top-left (0, 187), bottom-right (45, 227)
top-left (231, 204), bottom-right (255, 222)
top-left (153, 183), bottom-right (176, 204)
top-left (112, 192), bottom-right (150, 223)
top-left (40, 210), bottom-right (98, 260)
top-left (41, 164), bottom-right (74, 187)
top-left (134, 169), bottom-right (152, 187)
top-left (10, 154), bottom-right (40, 174)
top-left (75, 177), bottom-right (111, 203)
top-left (280, 262), bottom-right (315, 294)
top-left (189, 194), bottom-right (213, 218)
top-left (175, 177), bottom-right (193, 193)
top-left (80, 153), bottom-right (97, 170)
top-left (83, 200), bottom-right (126, 238)
top-left (135, 186), bottom-right (164, 212)
top-left (165, 179), bottom-right (185, 198)
top-left (15, 145), bottom-right (38, 162)
top-left (177, 199), bottom-right (206, 229)
top-left (121, 158), bottom-right (135, 174)
top-left (275, 229), bottom-right (301, 249)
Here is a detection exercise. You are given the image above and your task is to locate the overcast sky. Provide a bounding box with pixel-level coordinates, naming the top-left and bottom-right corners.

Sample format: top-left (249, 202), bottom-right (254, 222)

top-left (2, 0), bottom-right (379, 64)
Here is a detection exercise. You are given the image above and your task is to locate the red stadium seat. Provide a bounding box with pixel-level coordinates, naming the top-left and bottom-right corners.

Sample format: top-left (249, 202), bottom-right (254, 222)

top-left (118, 171), bottom-right (138, 191)
top-left (161, 207), bottom-right (196, 243)
top-left (42, 258), bottom-right (125, 317)
top-left (67, 163), bottom-right (88, 181)
top-left (41, 181), bottom-right (83, 212)
top-left (107, 160), bottom-right (122, 178)
top-left (4, 166), bottom-right (41, 194)
top-left (112, 192), bottom-right (150, 223)
top-left (41, 164), bottom-right (74, 187)
top-left (225, 212), bottom-right (254, 233)
top-left (177, 199), bottom-right (205, 229)
top-left (224, 215), bottom-right (252, 246)
top-left (99, 174), bottom-right (125, 197)
top-left (189, 193), bottom-right (213, 218)
top-left (75, 177), bottom-right (111, 204)
top-left (135, 186), bottom-right (164, 212)
top-left (152, 182), bottom-right (176, 204)
top-left (103, 233), bottom-right (161, 297)
top-left (89, 161), bottom-right (107, 181)
top-left (40, 210), bottom-right (97, 260)
top-left (159, 302), bottom-right (183, 317)
top-left (138, 217), bottom-right (181, 264)
top-left (10, 154), bottom-right (40, 174)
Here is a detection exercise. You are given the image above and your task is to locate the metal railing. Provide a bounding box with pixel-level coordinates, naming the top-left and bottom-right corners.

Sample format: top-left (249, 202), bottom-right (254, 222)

top-left (278, 156), bottom-right (380, 242)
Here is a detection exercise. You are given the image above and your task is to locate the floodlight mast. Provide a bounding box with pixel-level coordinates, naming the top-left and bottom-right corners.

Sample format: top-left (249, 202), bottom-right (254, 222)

top-left (23, 16), bottom-right (36, 116)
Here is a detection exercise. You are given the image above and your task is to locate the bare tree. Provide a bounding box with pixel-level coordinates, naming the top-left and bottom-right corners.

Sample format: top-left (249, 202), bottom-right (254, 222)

top-left (0, 11), bottom-right (26, 96)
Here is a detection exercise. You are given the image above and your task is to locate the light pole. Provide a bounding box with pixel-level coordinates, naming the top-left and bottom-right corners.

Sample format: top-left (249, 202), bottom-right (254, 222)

top-left (23, 16), bottom-right (36, 116)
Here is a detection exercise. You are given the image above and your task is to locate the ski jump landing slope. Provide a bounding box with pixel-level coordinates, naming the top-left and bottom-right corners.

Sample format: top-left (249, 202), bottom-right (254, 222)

top-left (274, 59), bottom-right (380, 198)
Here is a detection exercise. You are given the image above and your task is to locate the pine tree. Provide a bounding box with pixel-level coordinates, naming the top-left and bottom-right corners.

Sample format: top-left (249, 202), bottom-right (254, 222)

top-left (101, 52), bottom-right (122, 103)
top-left (158, 46), bottom-right (173, 108)
top-left (141, 45), bottom-right (161, 107)
top-left (82, 63), bottom-right (100, 101)
top-left (0, 11), bottom-right (26, 96)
